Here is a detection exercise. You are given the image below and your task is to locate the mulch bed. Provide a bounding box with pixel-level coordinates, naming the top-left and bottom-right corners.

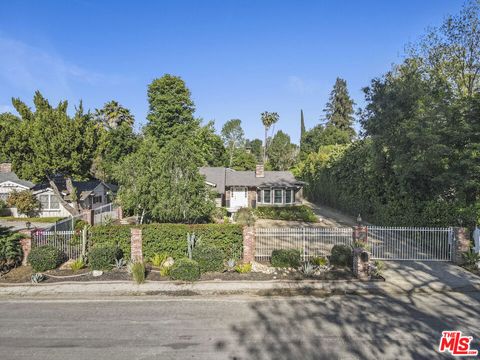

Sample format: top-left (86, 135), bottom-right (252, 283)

top-left (0, 265), bottom-right (359, 283)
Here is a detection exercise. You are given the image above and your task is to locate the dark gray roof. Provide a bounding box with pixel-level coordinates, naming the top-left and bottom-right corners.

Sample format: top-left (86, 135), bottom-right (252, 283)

top-left (226, 170), bottom-right (303, 187)
top-left (200, 167), bottom-right (304, 193)
top-left (199, 167), bottom-right (226, 194)
top-left (0, 172), bottom-right (34, 189)
top-left (32, 178), bottom-right (113, 200)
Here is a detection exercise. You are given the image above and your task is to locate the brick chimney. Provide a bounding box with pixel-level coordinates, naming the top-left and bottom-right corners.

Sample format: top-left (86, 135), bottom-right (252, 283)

top-left (0, 163), bottom-right (12, 173)
top-left (255, 164), bottom-right (265, 178)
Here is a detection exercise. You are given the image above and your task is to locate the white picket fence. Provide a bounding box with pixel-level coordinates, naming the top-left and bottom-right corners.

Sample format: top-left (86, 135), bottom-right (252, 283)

top-left (255, 227), bottom-right (353, 261)
top-left (32, 230), bottom-right (85, 260)
top-left (93, 203), bottom-right (119, 225)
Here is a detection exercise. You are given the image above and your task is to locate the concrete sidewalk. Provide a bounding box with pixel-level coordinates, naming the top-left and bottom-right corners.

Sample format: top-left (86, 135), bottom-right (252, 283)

top-left (1, 270), bottom-right (479, 298)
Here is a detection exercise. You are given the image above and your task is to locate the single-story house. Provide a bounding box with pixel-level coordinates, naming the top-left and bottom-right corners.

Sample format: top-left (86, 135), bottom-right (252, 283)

top-left (200, 165), bottom-right (304, 212)
top-left (0, 163), bottom-right (35, 202)
top-left (32, 176), bottom-right (115, 217)
top-left (0, 163), bottom-right (115, 217)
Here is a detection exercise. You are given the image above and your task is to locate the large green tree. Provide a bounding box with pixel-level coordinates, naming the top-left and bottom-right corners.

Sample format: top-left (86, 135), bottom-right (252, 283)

top-left (93, 101), bottom-right (138, 182)
top-left (5, 91), bottom-right (99, 182)
top-left (145, 74), bottom-right (197, 146)
top-left (267, 131), bottom-right (298, 170)
top-left (298, 1), bottom-right (480, 227)
top-left (323, 78), bottom-right (356, 139)
top-left (221, 119), bottom-right (245, 167)
top-left (115, 136), bottom-right (214, 223)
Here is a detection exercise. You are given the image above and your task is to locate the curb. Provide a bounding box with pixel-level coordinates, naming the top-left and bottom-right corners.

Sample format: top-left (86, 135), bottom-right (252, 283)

top-left (1, 279), bottom-right (479, 298)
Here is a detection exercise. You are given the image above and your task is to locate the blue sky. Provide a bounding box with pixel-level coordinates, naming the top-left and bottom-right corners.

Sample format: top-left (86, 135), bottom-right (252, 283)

top-left (0, 0), bottom-right (464, 143)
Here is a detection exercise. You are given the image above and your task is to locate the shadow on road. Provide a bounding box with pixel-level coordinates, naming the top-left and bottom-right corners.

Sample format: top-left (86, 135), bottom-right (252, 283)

top-left (215, 262), bottom-right (480, 359)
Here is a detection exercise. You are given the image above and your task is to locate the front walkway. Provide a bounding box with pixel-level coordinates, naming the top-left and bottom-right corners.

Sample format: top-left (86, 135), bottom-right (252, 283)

top-left (382, 261), bottom-right (480, 293)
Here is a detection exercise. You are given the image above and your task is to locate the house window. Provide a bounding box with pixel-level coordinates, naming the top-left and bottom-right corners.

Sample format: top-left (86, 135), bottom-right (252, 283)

top-left (38, 194), bottom-right (60, 210)
top-left (274, 189), bottom-right (283, 204)
top-left (50, 196), bottom-right (60, 209)
top-left (93, 195), bottom-right (103, 204)
top-left (285, 189), bottom-right (293, 204)
top-left (257, 190), bottom-right (262, 203)
top-left (39, 195), bottom-right (49, 209)
top-left (263, 189), bottom-right (271, 204)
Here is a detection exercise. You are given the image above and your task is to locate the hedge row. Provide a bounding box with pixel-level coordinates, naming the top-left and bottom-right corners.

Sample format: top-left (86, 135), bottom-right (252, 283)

top-left (89, 223), bottom-right (243, 261)
top-left (254, 205), bottom-right (318, 222)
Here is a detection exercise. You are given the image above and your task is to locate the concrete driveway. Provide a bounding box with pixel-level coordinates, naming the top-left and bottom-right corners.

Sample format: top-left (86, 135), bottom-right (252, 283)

top-left (382, 261), bottom-right (480, 293)
top-left (255, 201), bottom-right (357, 228)
top-left (0, 220), bottom-right (51, 232)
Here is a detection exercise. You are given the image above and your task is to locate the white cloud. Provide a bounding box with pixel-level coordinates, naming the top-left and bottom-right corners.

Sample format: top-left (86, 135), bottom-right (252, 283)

top-left (286, 75), bottom-right (319, 94)
top-left (0, 35), bottom-right (119, 96)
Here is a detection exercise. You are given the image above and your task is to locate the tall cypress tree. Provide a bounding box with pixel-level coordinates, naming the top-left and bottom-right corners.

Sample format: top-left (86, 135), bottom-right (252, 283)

top-left (145, 74), bottom-right (197, 147)
top-left (300, 109), bottom-right (306, 139)
top-left (323, 78), bottom-right (355, 138)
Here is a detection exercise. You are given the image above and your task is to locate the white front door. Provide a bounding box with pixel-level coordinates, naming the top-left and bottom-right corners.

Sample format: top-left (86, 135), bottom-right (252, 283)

top-left (230, 187), bottom-right (248, 210)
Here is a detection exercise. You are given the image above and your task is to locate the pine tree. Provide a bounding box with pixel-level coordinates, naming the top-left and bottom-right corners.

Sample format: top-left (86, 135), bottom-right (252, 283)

top-left (323, 78), bottom-right (355, 138)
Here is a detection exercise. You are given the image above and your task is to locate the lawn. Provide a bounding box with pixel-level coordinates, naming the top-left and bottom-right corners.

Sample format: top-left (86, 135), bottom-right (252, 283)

top-left (0, 216), bottom-right (64, 223)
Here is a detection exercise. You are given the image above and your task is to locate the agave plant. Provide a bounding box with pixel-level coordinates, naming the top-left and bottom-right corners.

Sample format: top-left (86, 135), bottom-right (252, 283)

top-left (300, 262), bottom-right (315, 276)
top-left (114, 258), bottom-right (126, 270)
top-left (463, 250), bottom-right (480, 270)
top-left (227, 258), bottom-right (236, 269)
top-left (31, 273), bottom-right (46, 284)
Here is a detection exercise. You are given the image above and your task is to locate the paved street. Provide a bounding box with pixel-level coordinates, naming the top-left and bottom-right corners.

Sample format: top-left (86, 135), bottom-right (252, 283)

top-left (1, 292), bottom-right (479, 360)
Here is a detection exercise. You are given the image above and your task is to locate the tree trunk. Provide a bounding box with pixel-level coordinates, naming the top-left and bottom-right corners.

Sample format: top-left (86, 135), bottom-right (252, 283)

top-left (47, 176), bottom-right (80, 216)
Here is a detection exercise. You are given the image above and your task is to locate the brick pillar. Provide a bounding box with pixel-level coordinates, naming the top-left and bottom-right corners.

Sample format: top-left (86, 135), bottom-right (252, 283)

top-left (242, 226), bottom-right (256, 263)
top-left (18, 229), bottom-right (33, 266)
top-left (82, 209), bottom-right (94, 226)
top-left (117, 206), bottom-right (123, 220)
top-left (453, 227), bottom-right (471, 265)
top-left (353, 248), bottom-right (370, 281)
top-left (353, 225), bottom-right (368, 244)
top-left (130, 228), bottom-right (143, 262)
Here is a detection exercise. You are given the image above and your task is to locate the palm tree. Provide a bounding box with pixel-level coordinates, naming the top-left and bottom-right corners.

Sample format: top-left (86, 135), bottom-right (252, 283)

top-left (260, 111), bottom-right (279, 163)
top-left (95, 101), bottom-right (135, 129)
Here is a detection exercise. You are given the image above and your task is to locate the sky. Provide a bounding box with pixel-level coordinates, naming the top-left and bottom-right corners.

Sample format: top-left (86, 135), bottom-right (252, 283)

top-left (0, 0), bottom-right (465, 143)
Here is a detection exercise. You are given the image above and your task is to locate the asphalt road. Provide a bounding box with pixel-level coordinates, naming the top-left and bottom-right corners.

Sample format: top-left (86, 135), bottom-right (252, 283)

top-left (0, 292), bottom-right (479, 360)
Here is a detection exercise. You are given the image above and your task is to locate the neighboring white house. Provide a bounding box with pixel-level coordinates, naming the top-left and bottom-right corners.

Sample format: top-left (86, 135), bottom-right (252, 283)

top-left (0, 163), bottom-right (35, 203)
top-left (0, 163), bottom-right (115, 218)
top-left (32, 177), bottom-right (115, 217)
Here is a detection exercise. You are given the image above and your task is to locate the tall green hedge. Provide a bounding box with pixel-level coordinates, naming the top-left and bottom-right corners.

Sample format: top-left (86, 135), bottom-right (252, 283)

top-left (89, 223), bottom-right (243, 261)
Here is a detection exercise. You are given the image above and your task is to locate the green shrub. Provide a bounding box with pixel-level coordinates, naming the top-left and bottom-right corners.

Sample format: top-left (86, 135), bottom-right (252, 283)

top-left (311, 256), bottom-right (328, 266)
top-left (130, 262), bottom-right (146, 284)
top-left (235, 263), bottom-right (252, 273)
top-left (192, 245), bottom-right (225, 272)
top-left (169, 258), bottom-right (201, 281)
top-left (70, 258), bottom-right (84, 272)
top-left (254, 205), bottom-right (317, 222)
top-left (271, 249), bottom-right (301, 268)
top-left (150, 252), bottom-right (169, 267)
top-left (88, 246), bottom-right (123, 270)
top-left (159, 266), bottom-right (170, 277)
top-left (212, 207), bottom-right (228, 221)
top-left (89, 223), bottom-right (243, 262)
top-left (233, 208), bottom-right (255, 226)
top-left (330, 245), bottom-right (353, 267)
top-left (28, 245), bottom-right (65, 272)
top-left (0, 232), bottom-right (23, 271)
